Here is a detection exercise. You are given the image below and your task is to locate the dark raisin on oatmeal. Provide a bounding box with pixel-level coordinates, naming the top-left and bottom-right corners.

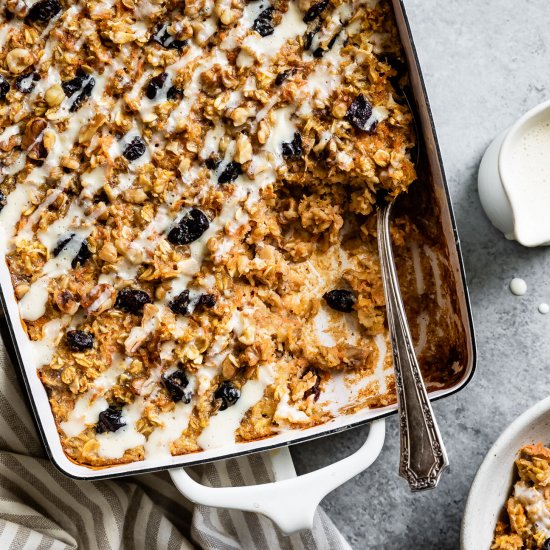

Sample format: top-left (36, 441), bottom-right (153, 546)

top-left (323, 289), bottom-right (356, 312)
top-left (252, 7), bottom-right (274, 37)
top-left (0, 76), bottom-right (10, 100)
top-left (167, 209), bottom-right (210, 245)
top-left (218, 161), bottom-right (242, 184)
top-left (115, 288), bottom-right (152, 313)
top-left (122, 136), bottom-right (147, 161)
top-left (346, 94), bottom-right (376, 132)
top-left (162, 370), bottom-right (191, 403)
top-left (69, 77), bottom-right (95, 112)
top-left (71, 240), bottom-right (91, 268)
top-left (282, 132), bottom-right (303, 160)
top-left (27, 0), bottom-right (62, 23)
top-left (167, 86), bottom-right (183, 100)
top-left (214, 381), bottom-right (240, 410)
top-left (66, 330), bottom-right (94, 352)
top-left (168, 290), bottom-right (191, 315)
top-left (15, 72), bottom-right (40, 94)
top-left (146, 72), bottom-right (168, 100)
top-left (96, 407), bottom-right (126, 433)
top-left (303, 0), bottom-right (329, 23)
top-left (197, 293), bottom-right (216, 309)
top-left (151, 23), bottom-right (188, 49)
top-left (62, 69), bottom-right (87, 96)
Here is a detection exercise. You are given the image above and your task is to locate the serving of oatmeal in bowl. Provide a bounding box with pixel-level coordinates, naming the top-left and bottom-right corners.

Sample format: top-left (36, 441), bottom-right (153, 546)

top-left (463, 397), bottom-right (550, 550)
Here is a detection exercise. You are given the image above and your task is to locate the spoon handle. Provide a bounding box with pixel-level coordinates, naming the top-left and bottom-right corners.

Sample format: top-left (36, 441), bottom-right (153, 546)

top-left (377, 202), bottom-right (449, 491)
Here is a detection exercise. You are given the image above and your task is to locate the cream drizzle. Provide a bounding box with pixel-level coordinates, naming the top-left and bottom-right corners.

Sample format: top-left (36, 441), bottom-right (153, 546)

top-left (197, 364), bottom-right (275, 450)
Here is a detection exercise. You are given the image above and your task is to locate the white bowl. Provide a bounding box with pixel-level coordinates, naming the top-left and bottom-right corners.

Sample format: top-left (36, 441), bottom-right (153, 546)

top-left (461, 396), bottom-right (550, 549)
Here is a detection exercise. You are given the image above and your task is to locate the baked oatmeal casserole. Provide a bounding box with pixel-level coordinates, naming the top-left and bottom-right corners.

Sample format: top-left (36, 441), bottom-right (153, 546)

top-left (493, 444), bottom-right (550, 550)
top-left (0, 0), bottom-right (458, 466)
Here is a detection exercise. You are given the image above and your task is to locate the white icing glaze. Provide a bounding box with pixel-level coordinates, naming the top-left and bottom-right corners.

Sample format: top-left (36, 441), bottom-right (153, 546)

top-left (167, 46), bottom-right (222, 131)
top-left (264, 105), bottom-right (297, 167)
top-left (274, 385), bottom-right (310, 425)
top-left (514, 481), bottom-right (550, 536)
top-left (144, 376), bottom-right (196, 459)
top-left (197, 364), bottom-right (275, 450)
top-left (60, 355), bottom-right (129, 437)
top-left (0, 123), bottom-right (20, 143)
top-left (18, 278), bottom-right (49, 321)
top-left (237, 1), bottom-right (307, 67)
top-left (26, 317), bottom-right (69, 370)
top-left (96, 399), bottom-right (146, 459)
top-left (80, 166), bottom-right (107, 198)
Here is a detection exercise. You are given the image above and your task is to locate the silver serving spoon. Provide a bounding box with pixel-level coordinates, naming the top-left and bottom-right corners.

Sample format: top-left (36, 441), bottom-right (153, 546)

top-left (377, 199), bottom-right (449, 491)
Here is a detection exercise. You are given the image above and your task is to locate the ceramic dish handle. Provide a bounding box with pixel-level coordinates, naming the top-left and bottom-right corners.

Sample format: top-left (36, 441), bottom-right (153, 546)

top-left (169, 419), bottom-right (385, 535)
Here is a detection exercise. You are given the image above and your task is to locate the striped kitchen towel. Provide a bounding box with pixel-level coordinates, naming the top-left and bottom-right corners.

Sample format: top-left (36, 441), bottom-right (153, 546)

top-left (0, 341), bottom-right (352, 550)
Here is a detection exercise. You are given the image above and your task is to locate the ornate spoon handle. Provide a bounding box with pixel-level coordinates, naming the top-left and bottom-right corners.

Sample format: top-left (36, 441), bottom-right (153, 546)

top-left (377, 201), bottom-right (449, 491)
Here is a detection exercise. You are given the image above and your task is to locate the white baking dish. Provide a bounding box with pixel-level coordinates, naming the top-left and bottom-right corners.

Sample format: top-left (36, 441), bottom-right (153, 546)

top-left (0, 0), bottom-right (476, 533)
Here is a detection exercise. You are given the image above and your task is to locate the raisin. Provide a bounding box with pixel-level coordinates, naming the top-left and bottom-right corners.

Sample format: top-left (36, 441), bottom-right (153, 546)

top-left (66, 329), bottom-right (94, 351)
top-left (166, 86), bottom-right (183, 100)
top-left (146, 72), bottom-right (167, 100)
top-left (205, 156), bottom-right (222, 170)
top-left (214, 381), bottom-right (240, 411)
top-left (0, 191), bottom-right (5, 212)
top-left (122, 136), bottom-right (147, 161)
top-left (27, 0), bottom-right (62, 23)
top-left (302, 367), bottom-right (321, 401)
top-left (303, 21), bottom-right (321, 50)
top-left (282, 132), bottom-right (302, 160)
top-left (96, 406), bottom-right (125, 434)
top-left (197, 293), bottom-right (216, 309)
top-left (346, 94), bottom-right (376, 132)
top-left (62, 69), bottom-right (87, 96)
top-left (0, 75), bottom-right (10, 100)
top-left (303, 0), bottom-right (329, 22)
top-left (71, 240), bottom-right (91, 268)
top-left (542, 539), bottom-right (550, 550)
top-left (274, 69), bottom-right (294, 86)
top-left (15, 72), bottom-right (40, 94)
top-left (167, 208), bottom-right (210, 245)
top-left (218, 161), bottom-right (242, 184)
top-left (313, 47), bottom-right (324, 58)
top-left (115, 288), bottom-right (152, 314)
top-left (162, 370), bottom-right (191, 403)
top-left (53, 235), bottom-right (73, 256)
top-left (252, 7), bottom-right (274, 37)
top-left (323, 289), bottom-right (356, 313)
top-left (69, 77), bottom-right (95, 112)
top-left (168, 289), bottom-right (191, 315)
top-left (327, 33), bottom-right (340, 50)
top-left (53, 235), bottom-right (91, 267)
top-left (152, 23), bottom-right (188, 49)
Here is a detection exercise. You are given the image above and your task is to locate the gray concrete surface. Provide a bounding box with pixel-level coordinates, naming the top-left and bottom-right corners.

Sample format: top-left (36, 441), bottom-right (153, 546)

top-left (291, 1), bottom-right (550, 548)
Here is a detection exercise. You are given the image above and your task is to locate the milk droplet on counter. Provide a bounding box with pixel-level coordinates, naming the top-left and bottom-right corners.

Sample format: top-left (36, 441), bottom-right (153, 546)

top-left (510, 278), bottom-right (527, 296)
top-left (539, 303), bottom-right (550, 314)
